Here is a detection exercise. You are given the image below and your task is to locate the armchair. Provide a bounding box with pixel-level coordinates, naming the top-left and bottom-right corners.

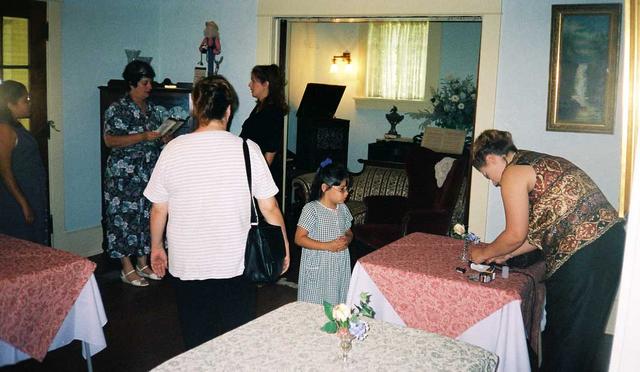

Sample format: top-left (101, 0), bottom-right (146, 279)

top-left (351, 147), bottom-right (469, 259)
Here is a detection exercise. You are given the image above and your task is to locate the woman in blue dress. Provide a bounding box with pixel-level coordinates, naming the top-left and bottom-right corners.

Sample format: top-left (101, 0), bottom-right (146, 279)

top-left (103, 60), bottom-right (164, 287)
top-left (0, 80), bottom-right (48, 245)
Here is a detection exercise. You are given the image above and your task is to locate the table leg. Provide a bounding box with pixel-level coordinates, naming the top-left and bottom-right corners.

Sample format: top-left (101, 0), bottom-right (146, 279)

top-left (82, 341), bottom-right (93, 372)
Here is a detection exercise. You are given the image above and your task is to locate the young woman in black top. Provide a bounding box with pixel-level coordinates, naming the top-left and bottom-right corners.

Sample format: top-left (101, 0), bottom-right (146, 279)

top-left (240, 64), bottom-right (288, 168)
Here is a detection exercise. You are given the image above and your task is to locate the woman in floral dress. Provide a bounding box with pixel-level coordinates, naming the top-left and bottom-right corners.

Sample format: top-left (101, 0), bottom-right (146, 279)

top-left (103, 60), bottom-right (164, 287)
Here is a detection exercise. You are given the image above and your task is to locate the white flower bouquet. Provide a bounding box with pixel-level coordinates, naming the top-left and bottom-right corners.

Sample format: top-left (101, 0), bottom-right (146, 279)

top-left (409, 75), bottom-right (477, 138)
top-left (321, 292), bottom-right (375, 341)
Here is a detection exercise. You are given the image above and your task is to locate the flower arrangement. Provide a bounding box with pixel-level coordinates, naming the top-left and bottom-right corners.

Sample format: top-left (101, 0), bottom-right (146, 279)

top-left (321, 292), bottom-right (375, 341)
top-left (452, 223), bottom-right (480, 244)
top-left (452, 223), bottom-right (480, 262)
top-left (409, 75), bottom-right (477, 136)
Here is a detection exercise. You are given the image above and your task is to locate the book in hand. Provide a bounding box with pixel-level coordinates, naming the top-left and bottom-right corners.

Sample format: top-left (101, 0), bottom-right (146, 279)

top-left (156, 117), bottom-right (186, 136)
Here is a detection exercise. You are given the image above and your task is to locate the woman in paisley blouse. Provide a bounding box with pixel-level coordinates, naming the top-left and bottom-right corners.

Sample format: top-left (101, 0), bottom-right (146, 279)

top-left (103, 60), bottom-right (164, 287)
top-left (468, 129), bottom-right (624, 372)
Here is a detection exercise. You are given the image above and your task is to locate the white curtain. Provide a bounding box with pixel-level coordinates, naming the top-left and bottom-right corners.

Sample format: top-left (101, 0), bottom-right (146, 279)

top-left (365, 22), bottom-right (429, 100)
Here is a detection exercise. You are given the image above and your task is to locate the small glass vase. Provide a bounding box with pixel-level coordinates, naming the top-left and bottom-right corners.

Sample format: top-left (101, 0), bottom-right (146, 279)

top-left (461, 239), bottom-right (469, 262)
top-left (337, 328), bottom-right (354, 363)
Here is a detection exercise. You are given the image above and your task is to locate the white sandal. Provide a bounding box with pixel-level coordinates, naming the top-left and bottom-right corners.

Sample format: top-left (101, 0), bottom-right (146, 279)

top-left (136, 265), bottom-right (161, 281)
top-left (121, 269), bottom-right (149, 287)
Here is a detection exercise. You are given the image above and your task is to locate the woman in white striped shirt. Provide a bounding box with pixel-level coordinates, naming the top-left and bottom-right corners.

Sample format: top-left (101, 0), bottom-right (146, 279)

top-left (144, 75), bottom-right (289, 349)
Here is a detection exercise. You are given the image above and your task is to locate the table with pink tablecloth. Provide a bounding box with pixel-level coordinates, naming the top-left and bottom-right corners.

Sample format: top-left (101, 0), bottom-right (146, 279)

top-left (0, 234), bottom-right (107, 367)
top-left (347, 232), bottom-right (545, 372)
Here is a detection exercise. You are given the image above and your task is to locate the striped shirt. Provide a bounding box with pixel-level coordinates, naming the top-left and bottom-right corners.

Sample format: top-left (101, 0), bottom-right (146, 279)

top-left (144, 131), bottom-right (278, 280)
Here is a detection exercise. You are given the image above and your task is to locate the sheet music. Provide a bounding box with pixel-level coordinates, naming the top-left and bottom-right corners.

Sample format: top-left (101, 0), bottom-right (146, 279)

top-left (421, 127), bottom-right (466, 154)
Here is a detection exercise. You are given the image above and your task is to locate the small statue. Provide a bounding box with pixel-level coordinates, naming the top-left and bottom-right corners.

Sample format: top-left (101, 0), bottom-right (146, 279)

top-left (384, 106), bottom-right (404, 139)
top-left (199, 21), bottom-right (223, 76)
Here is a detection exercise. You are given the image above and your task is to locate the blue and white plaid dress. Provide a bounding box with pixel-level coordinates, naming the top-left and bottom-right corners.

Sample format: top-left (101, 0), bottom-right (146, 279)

top-left (297, 201), bottom-right (352, 305)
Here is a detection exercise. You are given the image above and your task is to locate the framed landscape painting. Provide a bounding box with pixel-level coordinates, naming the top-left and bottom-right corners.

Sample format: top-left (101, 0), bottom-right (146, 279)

top-left (546, 4), bottom-right (621, 133)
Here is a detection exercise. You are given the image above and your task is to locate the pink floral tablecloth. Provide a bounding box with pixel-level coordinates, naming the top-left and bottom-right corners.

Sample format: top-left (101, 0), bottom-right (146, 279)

top-left (0, 234), bottom-right (96, 361)
top-left (359, 232), bottom-right (545, 354)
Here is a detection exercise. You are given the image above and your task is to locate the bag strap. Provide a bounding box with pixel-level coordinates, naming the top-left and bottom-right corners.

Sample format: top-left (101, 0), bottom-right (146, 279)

top-left (242, 139), bottom-right (259, 225)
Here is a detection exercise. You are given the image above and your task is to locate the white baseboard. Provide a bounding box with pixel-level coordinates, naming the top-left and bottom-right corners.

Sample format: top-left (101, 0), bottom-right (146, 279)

top-left (52, 226), bottom-right (103, 258)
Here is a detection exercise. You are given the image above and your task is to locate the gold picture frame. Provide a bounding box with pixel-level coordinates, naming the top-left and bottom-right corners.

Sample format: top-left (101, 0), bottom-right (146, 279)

top-left (546, 4), bottom-right (621, 134)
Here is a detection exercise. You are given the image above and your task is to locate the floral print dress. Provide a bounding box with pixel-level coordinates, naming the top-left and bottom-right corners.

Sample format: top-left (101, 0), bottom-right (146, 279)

top-left (103, 95), bottom-right (162, 258)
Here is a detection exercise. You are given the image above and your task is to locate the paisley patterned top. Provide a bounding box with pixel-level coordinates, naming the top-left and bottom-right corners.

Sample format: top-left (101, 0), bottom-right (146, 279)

top-left (511, 150), bottom-right (622, 277)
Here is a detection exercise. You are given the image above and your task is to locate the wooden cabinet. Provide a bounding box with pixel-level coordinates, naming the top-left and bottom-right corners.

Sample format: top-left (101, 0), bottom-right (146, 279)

top-left (367, 139), bottom-right (417, 163)
top-left (294, 83), bottom-right (349, 172)
top-left (295, 117), bottom-right (350, 172)
top-left (98, 80), bottom-right (192, 250)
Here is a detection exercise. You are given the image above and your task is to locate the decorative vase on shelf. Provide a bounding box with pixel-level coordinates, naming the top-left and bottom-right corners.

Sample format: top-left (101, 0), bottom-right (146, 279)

top-left (384, 105), bottom-right (404, 139)
top-left (125, 49), bottom-right (141, 63)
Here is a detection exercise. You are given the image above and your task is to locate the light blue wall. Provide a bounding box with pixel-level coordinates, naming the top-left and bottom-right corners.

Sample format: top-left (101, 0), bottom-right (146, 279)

top-left (485, 0), bottom-right (623, 240)
top-left (62, 0), bottom-right (160, 230)
top-left (154, 0), bottom-right (258, 135)
top-left (60, 0), bottom-right (622, 235)
top-left (61, 0), bottom-right (257, 231)
top-left (439, 22), bottom-right (482, 81)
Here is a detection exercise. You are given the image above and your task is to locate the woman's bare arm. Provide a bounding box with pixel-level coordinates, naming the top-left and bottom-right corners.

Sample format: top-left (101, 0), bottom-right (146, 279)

top-left (103, 131), bottom-right (161, 148)
top-left (469, 164), bottom-right (536, 263)
top-left (257, 196), bottom-right (290, 274)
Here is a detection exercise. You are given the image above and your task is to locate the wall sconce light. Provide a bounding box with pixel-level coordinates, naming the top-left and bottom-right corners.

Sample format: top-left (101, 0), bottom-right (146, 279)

top-left (330, 51), bottom-right (352, 73)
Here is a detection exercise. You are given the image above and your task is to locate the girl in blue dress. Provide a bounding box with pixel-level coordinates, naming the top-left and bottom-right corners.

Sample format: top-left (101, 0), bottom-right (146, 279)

top-left (295, 160), bottom-right (353, 305)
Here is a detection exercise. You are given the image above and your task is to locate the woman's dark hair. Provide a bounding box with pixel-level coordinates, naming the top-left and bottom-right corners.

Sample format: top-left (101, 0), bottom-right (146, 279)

top-left (251, 64), bottom-right (288, 114)
top-left (0, 80), bottom-right (28, 123)
top-left (309, 160), bottom-right (350, 201)
top-left (122, 60), bottom-right (155, 89)
top-left (192, 75), bottom-right (239, 127)
top-left (472, 129), bottom-right (518, 169)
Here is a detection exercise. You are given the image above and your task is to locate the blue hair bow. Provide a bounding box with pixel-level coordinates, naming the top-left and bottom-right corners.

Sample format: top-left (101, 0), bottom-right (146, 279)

top-left (320, 158), bottom-right (333, 168)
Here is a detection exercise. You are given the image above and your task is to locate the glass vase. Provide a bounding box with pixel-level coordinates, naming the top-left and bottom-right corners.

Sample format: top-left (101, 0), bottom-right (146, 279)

top-left (337, 328), bottom-right (354, 363)
top-left (461, 239), bottom-right (469, 262)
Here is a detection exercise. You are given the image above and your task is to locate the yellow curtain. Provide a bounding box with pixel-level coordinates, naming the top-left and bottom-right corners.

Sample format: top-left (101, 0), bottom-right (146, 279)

top-left (621, 0), bottom-right (640, 217)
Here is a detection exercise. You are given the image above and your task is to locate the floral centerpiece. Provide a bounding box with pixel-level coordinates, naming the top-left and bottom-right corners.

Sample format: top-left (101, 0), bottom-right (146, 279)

top-left (322, 292), bottom-right (376, 362)
top-left (409, 75), bottom-right (477, 142)
top-left (451, 223), bottom-right (480, 262)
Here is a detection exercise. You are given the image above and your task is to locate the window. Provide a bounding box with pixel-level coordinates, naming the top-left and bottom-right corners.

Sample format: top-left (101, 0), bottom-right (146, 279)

top-left (365, 22), bottom-right (429, 101)
top-left (2, 16), bottom-right (30, 129)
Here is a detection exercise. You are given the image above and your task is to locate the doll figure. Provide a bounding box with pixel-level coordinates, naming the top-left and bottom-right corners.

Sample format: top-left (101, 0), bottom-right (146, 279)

top-left (199, 21), bottom-right (222, 76)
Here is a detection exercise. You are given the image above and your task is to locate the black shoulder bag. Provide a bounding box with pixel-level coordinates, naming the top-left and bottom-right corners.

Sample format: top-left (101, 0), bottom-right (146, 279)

top-left (242, 139), bottom-right (285, 283)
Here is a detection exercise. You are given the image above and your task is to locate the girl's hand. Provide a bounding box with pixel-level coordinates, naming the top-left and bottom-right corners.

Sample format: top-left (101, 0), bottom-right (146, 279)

top-left (327, 236), bottom-right (349, 252)
top-left (145, 131), bottom-right (162, 141)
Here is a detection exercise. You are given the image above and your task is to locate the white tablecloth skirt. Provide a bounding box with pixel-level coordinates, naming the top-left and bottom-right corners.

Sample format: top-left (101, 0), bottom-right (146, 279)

top-left (347, 262), bottom-right (531, 372)
top-left (0, 275), bottom-right (108, 366)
